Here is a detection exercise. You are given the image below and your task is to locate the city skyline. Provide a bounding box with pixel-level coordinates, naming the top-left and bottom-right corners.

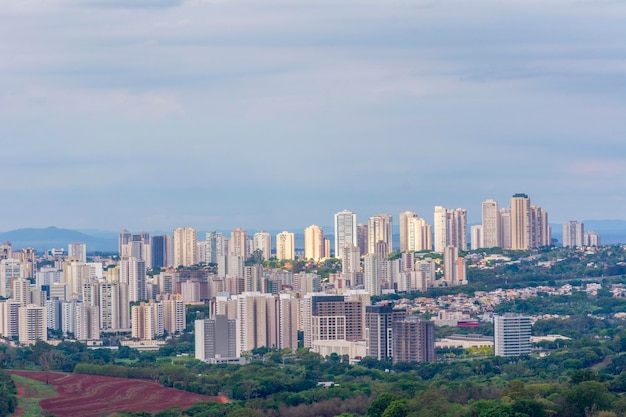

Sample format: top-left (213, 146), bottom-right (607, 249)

top-left (1, 0), bottom-right (625, 231)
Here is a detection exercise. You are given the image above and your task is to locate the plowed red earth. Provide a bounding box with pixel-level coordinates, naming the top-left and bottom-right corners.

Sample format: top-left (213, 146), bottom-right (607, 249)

top-left (11, 371), bottom-right (227, 417)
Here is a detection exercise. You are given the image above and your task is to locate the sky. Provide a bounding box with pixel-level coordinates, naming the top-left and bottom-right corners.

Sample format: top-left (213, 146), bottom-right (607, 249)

top-left (1, 0), bottom-right (625, 232)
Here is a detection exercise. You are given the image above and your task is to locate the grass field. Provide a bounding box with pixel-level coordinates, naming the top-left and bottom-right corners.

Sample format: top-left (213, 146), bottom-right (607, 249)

top-left (11, 373), bottom-right (58, 417)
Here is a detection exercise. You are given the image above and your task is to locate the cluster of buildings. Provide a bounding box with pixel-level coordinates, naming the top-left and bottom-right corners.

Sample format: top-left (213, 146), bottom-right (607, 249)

top-left (0, 193), bottom-right (603, 363)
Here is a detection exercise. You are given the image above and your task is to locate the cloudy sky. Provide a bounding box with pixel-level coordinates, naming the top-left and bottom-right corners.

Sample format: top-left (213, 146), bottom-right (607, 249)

top-left (1, 0), bottom-right (625, 232)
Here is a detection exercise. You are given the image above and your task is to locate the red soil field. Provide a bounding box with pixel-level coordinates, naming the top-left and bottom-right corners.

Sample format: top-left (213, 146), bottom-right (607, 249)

top-left (11, 371), bottom-right (227, 417)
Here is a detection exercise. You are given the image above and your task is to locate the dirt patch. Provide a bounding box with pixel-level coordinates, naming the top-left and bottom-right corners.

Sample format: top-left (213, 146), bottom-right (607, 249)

top-left (11, 371), bottom-right (227, 417)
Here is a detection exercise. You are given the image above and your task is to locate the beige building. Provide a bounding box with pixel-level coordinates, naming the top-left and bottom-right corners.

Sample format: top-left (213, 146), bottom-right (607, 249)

top-left (252, 231), bottom-right (272, 261)
top-left (173, 227), bottom-right (198, 267)
top-left (229, 228), bottom-right (249, 259)
top-left (510, 193), bottom-right (530, 250)
top-left (131, 301), bottom-right (164, 341)
top-left (304, 225), bottom-right (325, 261)
top-left (367, 214), bottom-right (393, 256)
top-left (276, 231), bottom-right (295, 260)
top-left (407, 216), bottom-right (432, 252)
top-left (18, 304), bottom-right (47, 345)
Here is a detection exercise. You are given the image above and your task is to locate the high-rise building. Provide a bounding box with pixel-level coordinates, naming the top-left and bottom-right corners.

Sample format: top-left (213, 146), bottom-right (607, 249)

top-left (481, 199), bottom-right (501, 248)
top-left (121, 257), bottom-right (146, 303)
top-left (151, 235), bottom-right (172, 268)
top-left (530, 205), bottom-right (550, 248)
top-left (119, 230), bottom-right (132, 258)
top-left (368, 214), bottom-right (393, 256)
top-left (131, 301), bottom-right (164, 341)
top-left (252, 231), bottom-right (272, 261)
top-left (399, 211), bottom-right (418, 253)
top-left (68, 242), bottom-right (87, 263)
top-left (357, 224), bottom-right (368, 257)
top-left (12, 278), bottom-right (30, 307)
top-left (365, 303), bottom-right (406, 360)
top-left (304, 293), bottom-right (369, 348)
top-left (0, 259), bottom-right (22, 298)
top-left (433, 206), bottom-right (467, 253)
top-left (443, 246), bottom-right (466, 287)
top-left (392, 316), bottom-right (435, 363)
top-left (304, 225), bottom-right (325, 261)
top-left (160, 293), bottom-right (186, 334)
top-left (173, 227), bottom-right (198, 267)
top-left (471, 225), bottom-right (483, 250)
top-left (206, 231), bottom-right (226, 264)
top-left (584, 231), bottom-right (601, 247)
top-left (195, 315), bottom-right (238, 363)
top-left (499, 208), bottom-right (512, 249)
top-left (562, 221), bottom-right (584, 248)
top-left (510, 193), bottom-right (530, 250)
top-left (407, 216), bottom-right (432, 252)
top-left (276, 231), bottom-right (295, 260)
top-left (230, 228), bottom-right (249, 259)
top-left (494, 313), bottom-right (532, 357)
top-left (363, 254), bottom-right (382, 296)
top-left (18, 304), bottom-right (47, 345)
top-left (334, 210), bottom-right (358, 258)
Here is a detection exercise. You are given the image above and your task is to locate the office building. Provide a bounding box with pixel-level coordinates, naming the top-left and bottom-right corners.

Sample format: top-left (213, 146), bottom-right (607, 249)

top-left (334, 210), bottom-right (358, 258)
top-left (494, 313), bottom-right (532, 357)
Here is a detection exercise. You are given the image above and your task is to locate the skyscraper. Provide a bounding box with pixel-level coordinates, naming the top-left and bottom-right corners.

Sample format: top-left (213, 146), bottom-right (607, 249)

top-left (206, 231), bottom-right (226, 264)
top-left (499, 208), bottom-right (512, 249)
top-left (433, 206), bottom-right (467, 253)
top-left (510, 193), bottom-right (530, 250)
top-left (118, 230), bottom-right (132, 258)
top-left (276, 231), bottom-right (295, 260)
top-left (368, 214), bottom-right (393, 256)
top-left (562, 221), bottom-right (584, 248)
top-left (399, 211), bottom-right (418, 253)
top-left (406, 216), bottom-right (432, 252)
top-left (230, 228), bottom-right (249, 259)
top-left (173, 227), bottom-right (198, 267)
top-left (253, 231), bottom-right (272, 261)
top-left (304, 225), bottom-right (325, 261)
top-left (481, 199), bottom-right (500, 248)
top-left (68, 242), bottom-right (87, 263)
top-left (334, 210), bottom-right (357, 258)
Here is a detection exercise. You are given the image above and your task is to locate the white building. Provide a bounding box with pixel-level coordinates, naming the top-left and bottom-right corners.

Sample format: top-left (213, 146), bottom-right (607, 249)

top-left (494, 313), bottom-right (532, 357)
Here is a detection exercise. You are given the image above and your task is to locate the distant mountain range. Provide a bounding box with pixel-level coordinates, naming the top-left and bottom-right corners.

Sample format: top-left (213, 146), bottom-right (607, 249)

top-left (1, 220), bottom-right (626, 253)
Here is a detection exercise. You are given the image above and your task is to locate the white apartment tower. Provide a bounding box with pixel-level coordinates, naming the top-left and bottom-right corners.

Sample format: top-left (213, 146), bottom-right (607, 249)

top-left (563, 221), bottom-right (584, 248)
top-left (334, 210), bottom-right (358, 258)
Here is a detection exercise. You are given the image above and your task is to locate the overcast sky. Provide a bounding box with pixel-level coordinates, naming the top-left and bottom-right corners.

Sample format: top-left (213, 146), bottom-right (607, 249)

top-left (1, 0), bottom-right (625, 232)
